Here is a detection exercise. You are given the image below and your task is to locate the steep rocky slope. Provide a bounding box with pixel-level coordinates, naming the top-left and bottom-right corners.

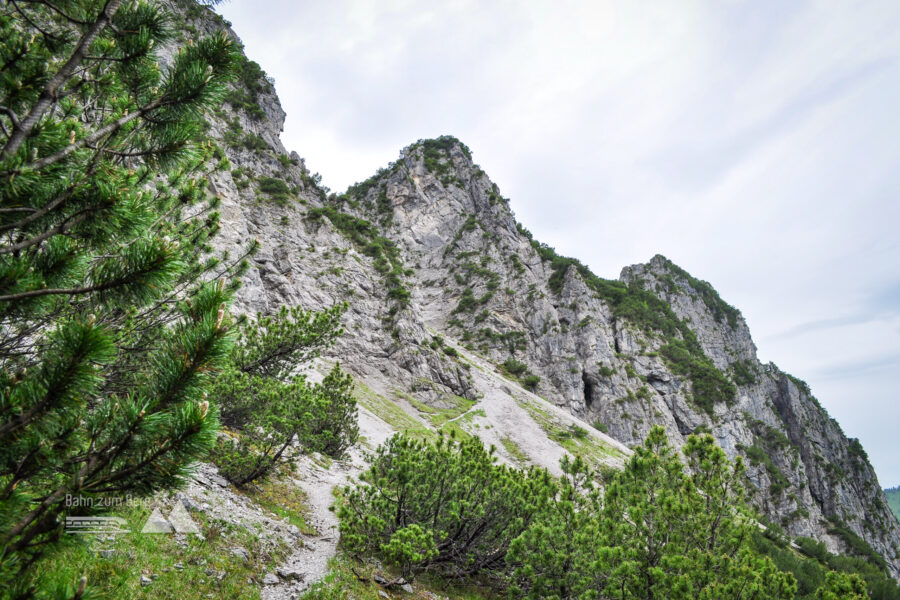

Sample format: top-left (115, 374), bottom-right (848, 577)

top-left (174, 0), bottom-right (900, 582)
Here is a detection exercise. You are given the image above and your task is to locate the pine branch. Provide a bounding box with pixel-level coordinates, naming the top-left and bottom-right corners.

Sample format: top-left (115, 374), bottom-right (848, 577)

top-left (0, 186), bottom-right (76, 233)
top-left (11, 98), bottom-right (161, 174)
top-left (1, 0), bottom-right (123, 159)
top-left (20, 0), bottom-right (94, 26)
top-left (0, 208), bottom-right (93, 255)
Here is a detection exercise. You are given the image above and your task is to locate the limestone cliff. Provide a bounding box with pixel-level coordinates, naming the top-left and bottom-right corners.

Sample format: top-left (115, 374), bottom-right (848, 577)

top-left (175, 0), bottom-right (900, 582)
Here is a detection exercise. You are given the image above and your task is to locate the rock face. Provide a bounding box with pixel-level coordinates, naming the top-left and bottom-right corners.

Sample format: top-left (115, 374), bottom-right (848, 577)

top-left (175, 0), bottom-right (900, 580)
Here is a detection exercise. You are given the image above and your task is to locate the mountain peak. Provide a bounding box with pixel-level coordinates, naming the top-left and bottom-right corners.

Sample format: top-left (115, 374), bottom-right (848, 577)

top-left (403, 135), bottom-right (474, 161)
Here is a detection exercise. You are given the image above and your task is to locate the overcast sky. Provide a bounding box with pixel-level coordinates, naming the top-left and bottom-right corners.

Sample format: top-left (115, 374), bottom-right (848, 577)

top-left (216, 0), bottom-right (900, 487)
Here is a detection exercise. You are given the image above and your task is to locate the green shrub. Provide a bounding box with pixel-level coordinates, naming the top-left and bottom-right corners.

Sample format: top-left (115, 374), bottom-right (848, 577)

top-left (241, 132), bottom-right (268, 151)
top-left (416, 136), bottom-right (470, 187)
top-left (278, 153), bottom-right (299, 168)
top-left (657, 257), bottom-right (741, 328)
top-left (0, 5), bottom-right (239, 592)
top-left (661, 341), bottom-right (736, 417)
top-left (597, 364), bottom-right (616, 378)
top-left (521, 374), bottom-right (541, 391)
top-left (570, 424), bottom-right (588, 439)
top-left (453, 288), bottom-right (477, 313)
top-left (223, 54), bottom-right (273, 119)
top-left (337, 434), bottom-right (553, 581)
top-left (478, 328), bottom-right (528, 352)
top-left (730, 359), bottom-right (759, 386)
top-left (826, 520), bottom-right (888, 572)
top-left (213, 305), bottom-right (358, 486)
top-left (738, 443), bottom-right (789, 496)
top-left (503, 357), bottom-right (528, 376)
top-left (257, 176), bottom-right (293, 205)
top-left (753, 530), bottom-right (900, 600)
top-left (339, 428), bottom-right (882, 600)
top-left (847, 438), bottom-right (869, 462)
top-left (510, 429), bottom-right (797, 600)
top-left (380, 524), bottom-right (438, 581)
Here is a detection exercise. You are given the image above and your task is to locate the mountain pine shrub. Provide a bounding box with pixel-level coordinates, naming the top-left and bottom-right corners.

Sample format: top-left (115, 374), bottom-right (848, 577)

top-left (509, 427), bottom-right (797, 599)
top-left (211, 304), bottom-right (358, 486)
top-left (337, 433), bottom-right (556, 582)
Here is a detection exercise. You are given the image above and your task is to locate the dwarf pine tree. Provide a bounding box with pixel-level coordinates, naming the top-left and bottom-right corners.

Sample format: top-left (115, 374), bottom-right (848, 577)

top-left (338, 433), bottom-right (556, 582)
top-left (507, 455), bottom-right (611, 599)
top-left (210, 303), bottom-right (358, 487)
top-left (598, 428), bottom-right (796, 599)
top-left (0, 0), bottom-right (243, 595)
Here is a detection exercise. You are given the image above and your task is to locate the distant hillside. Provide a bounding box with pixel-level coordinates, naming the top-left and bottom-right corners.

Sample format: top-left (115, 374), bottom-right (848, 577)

top-left (887, 487), bottom-right (900, 521)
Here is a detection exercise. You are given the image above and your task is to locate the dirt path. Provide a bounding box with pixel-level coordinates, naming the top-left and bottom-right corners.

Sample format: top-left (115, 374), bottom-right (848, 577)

top-left (261, 407), bottom-right (393, 599)
top-left (260, 455), bottom-right (348, 600)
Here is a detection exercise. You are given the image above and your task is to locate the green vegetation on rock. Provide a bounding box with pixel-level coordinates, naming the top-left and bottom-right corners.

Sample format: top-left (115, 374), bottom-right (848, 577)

top-left (413, 135), bottom-right (472, 187)
top-left (730, 358), bottom-right (760, 386)
top-left (654, 255), bottom-right (742, 328)
top-left (257, 175), bottom-right (295, 205)
top-left (224, 53), bottom-right (273, 120)
top-left (306, 205), bottom-right (411, 309)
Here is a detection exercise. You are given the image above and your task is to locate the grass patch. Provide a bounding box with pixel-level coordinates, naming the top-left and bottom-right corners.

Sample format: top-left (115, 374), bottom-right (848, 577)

top-left (29, 502), bottom-right (288, 599)
top-left (243, 477), bottom-right (317, 536)
top-left (515, 396), bottom-right (624, 468)
top-left (499, 436), bottom-right (529, 465)
top-left (354, 381), bottom-right (433, 440)
top-left (403, 393), bottom-right (477, 428)
top-left (439, 419), bottom-right (474, 441)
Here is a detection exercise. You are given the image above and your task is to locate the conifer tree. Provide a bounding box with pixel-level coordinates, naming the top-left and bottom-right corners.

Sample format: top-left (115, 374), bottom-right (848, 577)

top-left (338, 433), bottom-right (555, 582)
top-left (211, 303), bottom-right (358, 487)
top-left (0, 1), bottom-right (242, 595)
top-left (815, 571), bottom-right (868, 600)
top-left (507, 455), bottom-right (612, 599)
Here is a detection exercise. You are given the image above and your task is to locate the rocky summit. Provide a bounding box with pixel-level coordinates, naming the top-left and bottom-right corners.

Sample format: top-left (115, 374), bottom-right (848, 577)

top-left (186, 0), bottom-right (900, 587)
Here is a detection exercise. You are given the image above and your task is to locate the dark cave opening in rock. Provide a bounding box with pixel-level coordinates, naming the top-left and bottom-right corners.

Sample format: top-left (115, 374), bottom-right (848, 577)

top-left (582, 370), bottom-right (595, 409)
